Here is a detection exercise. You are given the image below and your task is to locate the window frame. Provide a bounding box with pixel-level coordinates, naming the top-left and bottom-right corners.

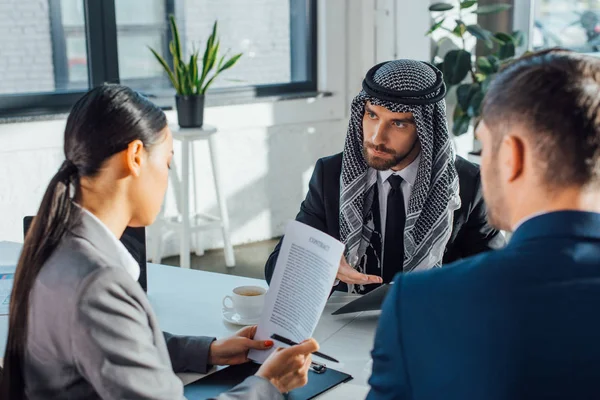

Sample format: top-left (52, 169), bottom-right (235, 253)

top-left (0, 0), bottom-right (318, 118)
top-left (514, 0), bottom-right (600, 55)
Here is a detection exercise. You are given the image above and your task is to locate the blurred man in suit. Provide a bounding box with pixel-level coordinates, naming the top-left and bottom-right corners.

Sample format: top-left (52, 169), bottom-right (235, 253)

top-left (368, 49), bottom-right (600, 399)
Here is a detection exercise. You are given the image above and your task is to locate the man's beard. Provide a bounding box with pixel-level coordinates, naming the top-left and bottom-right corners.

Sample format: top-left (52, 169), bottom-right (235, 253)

top-left (363, 139), bottom-right (418, 171)
top-left (482, 168), bottom-right (509, 231)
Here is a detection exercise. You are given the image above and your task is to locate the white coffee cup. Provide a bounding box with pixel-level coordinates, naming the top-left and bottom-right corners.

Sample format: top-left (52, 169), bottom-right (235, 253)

top-left (222, 285), bottom-right (266, 319)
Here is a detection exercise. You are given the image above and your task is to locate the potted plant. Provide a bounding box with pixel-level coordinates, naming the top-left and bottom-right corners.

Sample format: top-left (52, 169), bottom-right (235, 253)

top-left (426, 1), bottom-right (523, 152)
top-left (149, 16), bottom-right (242, 128)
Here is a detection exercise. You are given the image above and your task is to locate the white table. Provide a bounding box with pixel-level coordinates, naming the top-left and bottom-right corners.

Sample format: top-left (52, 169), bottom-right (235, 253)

top-left (0, 241), bottom-right (376, 399)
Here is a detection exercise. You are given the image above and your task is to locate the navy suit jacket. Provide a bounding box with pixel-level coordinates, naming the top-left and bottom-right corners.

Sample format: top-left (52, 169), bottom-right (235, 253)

top-left (368, 211), bottom-right (600, 400)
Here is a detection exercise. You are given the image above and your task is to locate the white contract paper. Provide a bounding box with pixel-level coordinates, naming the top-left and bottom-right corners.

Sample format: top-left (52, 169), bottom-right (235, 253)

top-left (249, 220), bottom-right (344, 363)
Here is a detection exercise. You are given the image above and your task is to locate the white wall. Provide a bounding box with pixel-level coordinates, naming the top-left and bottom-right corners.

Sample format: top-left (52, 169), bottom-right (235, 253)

top-left (374, 0), bottom-right (431, 62)
top-left (0, 0), bottom-right (473, 257)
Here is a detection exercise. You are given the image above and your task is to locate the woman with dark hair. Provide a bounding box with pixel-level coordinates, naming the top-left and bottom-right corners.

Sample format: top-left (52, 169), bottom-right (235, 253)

top-left (0, 84), bottom-right (318, 400)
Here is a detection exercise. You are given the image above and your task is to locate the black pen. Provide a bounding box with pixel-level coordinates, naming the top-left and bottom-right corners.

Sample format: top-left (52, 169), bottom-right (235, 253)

top-left (270, 333), bottom-right (339, 363)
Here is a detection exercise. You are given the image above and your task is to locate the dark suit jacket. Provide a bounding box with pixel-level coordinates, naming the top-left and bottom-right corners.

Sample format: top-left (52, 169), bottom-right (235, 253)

top-left (265, 153), bottom-right (505, 287)
top-left (368, 211), bottom-right (600, 400)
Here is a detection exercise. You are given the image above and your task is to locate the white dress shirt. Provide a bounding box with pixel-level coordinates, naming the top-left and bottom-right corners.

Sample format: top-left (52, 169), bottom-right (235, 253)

top-left (335, 153), bottom-right (421, 285)
top-left (377, 152), bottom-right (421, 239)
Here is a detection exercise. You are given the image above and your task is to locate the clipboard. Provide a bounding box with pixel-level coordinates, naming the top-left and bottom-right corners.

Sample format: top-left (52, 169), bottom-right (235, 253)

top-left (184, 362), bottom-right (352, 400)
top-left (331, 283), bottom-right (391, 315)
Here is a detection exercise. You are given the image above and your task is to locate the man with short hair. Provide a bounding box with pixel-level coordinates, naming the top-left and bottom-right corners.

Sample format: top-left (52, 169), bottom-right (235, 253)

top-left (265, 59), bottom-right (504, 294)
top-left (368, 49), bottom-right (600, 399)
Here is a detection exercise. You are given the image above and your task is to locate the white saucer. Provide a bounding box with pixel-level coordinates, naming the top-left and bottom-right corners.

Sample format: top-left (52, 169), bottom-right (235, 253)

top-left (222, 309), bottom-right (260, 326)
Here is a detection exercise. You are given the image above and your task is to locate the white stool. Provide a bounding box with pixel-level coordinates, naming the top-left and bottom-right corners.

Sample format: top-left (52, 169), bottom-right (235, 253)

top-left (150, 124), bottom-right (235, 269)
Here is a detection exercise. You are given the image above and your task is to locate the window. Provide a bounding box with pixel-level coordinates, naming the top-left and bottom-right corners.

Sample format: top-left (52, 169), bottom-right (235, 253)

top-left (58, 0), bottom-right (88, 90)
top-left (115, 0), bottom-right (170, 89)
top-left (0, 0), bottom-right (89, 95)
top-left (532, 0), bottom-right (600, 53)
top-left (0, 0), bottom-right (317, 117)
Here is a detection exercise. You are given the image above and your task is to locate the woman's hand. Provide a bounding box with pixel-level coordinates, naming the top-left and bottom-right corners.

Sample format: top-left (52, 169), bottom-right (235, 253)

top-left (208, 325), bottom-right (274, 366)
top-left (256, 338), bottom-right (319, 393)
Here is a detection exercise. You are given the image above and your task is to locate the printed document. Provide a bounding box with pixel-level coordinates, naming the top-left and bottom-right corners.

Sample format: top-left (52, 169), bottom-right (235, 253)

top-left (249, 221), bottom-right (344, 363)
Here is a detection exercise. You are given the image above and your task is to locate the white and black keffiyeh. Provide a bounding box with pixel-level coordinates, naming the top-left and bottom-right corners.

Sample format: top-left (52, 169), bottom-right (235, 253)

top-left (340, 60), bottom-right (460, 292)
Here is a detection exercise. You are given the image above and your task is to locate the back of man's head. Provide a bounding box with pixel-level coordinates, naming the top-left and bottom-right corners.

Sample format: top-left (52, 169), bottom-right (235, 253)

top-left (482, 49), bottom-right (600, 189)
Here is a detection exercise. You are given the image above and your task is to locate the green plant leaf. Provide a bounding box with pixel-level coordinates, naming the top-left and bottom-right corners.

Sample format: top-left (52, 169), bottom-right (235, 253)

top-left (453, 102), bottom-right (465, 118)
top-left (473, 3), bottom-right (512, 14)
top-left (481, 73), bottom-right (496, 92)
top-left (476, 56), bottom-right (491, 72)
top-left (200, 21), bottom-right (219, 89)
top-left (466, 24), bottom-right (494, 48)
top-left (176, 64), bottom-right (187, 95)
top-left (456, 83), bottom-right (478, 110)
top-left (189, 53), bottom-right (198, 93)
top-left (475, 73), bottom-right (486, 82)
top-left (487, 55), bottom-right (500, 73)
top-left (194, 20), bottom-right (242, 94)
top-left (184, 57), bottom-right (195, 95)
top-left (168, 15), bottom-right (182, 64)
top-left (467, 90), bottom-right (485, 117)
top-left (429, 2), bottom-right (454, 11)
top-left (453, 22), bottom-right (467, 37)
top-left (217, 55), bottom-right (226, 71)
top-left (498, 41), bottom-right (515, 59)
top-left (218, 53), bottom-right (242, 72)
top-left (217, 48), bottom-right (231, 70)
top-left (453, 114), bottom-right (472, 136)
top-left (183, 64), bottom-right (193, 95)
top-left (460, 0), bottom-right (477, 9)
top-left (207, 40), bottom-right (220, 72)
top-left (199, 42), bottom-right (220, 94)
top-left (443, 49), bottom-right (472, 85)
top-left (512, 30), bottom-right (525, 46)
top-left (456, 84), bottom-right (471, 110)
top-left (182, 64), bottom-right (194, 95)
top-left (148, 46), bottom-right (179, 92)
top-left (205, 21), bottom-right (217, 56)
top-left (494, 32), bottom-right (514, 44)
top-left (476, 56), bottom-right (494, 74)
top-left (201, 53), bottom-right (243, 93)
top-left (426, 18), bottom-right (446, 35)
top-left (169, 41), bottom-right (181, 87)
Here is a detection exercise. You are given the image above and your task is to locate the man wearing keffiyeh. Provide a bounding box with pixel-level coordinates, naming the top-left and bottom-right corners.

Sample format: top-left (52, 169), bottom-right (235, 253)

top-left (265, 59), bottom-right (505, 294)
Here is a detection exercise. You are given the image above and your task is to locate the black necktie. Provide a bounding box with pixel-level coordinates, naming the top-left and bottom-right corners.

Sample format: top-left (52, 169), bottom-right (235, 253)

top-left (383, 175), bottom-right (405, 283)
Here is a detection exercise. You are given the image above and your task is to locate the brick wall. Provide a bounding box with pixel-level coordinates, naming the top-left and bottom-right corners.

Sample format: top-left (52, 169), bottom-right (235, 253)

top-left (179, 0), bottom-right (291, 89)
top-left (0, 0), bottom-right (54, 94)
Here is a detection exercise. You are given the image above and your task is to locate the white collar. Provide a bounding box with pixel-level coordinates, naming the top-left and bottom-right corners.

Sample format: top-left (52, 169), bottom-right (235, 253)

top-left (378, 152), bottom-right (421, 186)
top-left (78, 206), bottom-right (141, 281)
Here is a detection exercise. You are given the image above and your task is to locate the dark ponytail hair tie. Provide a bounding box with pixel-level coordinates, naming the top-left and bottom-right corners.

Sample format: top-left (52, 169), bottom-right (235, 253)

top-left (60, 159), bottom-right (79, 179)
